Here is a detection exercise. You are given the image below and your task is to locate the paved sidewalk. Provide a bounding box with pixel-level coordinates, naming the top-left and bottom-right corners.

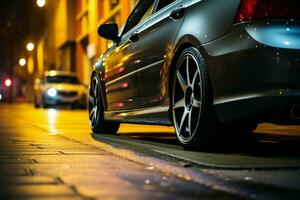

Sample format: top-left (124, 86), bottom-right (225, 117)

top-left (0, 104), bottom-right (242, 200)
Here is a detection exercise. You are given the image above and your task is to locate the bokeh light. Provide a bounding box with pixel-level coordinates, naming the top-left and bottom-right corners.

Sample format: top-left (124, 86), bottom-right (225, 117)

top-left (26, 42), bottom-right (35, 52)
top-left (19, 58), bottom-right (26, 66)
top-left (37, 0), bottom-right (46, 8)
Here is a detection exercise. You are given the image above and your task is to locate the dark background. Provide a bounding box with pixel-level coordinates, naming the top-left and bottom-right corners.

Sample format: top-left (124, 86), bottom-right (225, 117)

top-left (0, 0), bottom-right (45, 81)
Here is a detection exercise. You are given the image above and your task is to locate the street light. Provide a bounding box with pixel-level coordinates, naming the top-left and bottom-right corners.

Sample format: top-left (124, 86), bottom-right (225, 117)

top-left (4, 78), bottom-right (12, 87)
top-left (37, 0), bottom-right (46, 8)
top-left (26, 42), bottom-right (35, 52)
top-left (19, 58), bottom-right (27, 66)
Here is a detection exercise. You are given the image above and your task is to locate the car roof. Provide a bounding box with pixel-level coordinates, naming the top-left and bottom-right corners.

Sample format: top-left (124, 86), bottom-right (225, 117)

top-left (44, 71), bottom-right (78, 77)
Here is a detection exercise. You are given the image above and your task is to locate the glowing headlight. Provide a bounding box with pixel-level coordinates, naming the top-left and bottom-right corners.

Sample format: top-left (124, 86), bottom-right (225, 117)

top-left (0, 93), bottom-right (2, 101)
top-left (47, 88), bottom-right (57, 97)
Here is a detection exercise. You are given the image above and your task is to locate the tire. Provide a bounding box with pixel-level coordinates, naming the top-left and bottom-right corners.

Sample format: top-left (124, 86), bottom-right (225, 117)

top-left (42, 98), bottom-right (50, 109)
top-left (34, 96), bottom-right (40, 108)
top-left (171, 47), bottom-right (218, 149)
top-left (71, 104), bottom-right (77, 110)
top-left (89, 73), bottom-right (120, 134)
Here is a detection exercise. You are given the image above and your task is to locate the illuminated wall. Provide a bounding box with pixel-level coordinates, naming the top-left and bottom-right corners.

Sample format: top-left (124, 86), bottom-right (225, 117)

top-left (75, 0), bottom-right (137, 84)
top-left (45, 0), bottom-right (138, 84)
top-left (54, 0), bottom-right (76, 72)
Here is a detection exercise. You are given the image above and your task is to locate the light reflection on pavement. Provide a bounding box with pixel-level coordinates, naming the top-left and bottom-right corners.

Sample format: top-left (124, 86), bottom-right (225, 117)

top-left (0, 103), bottom-right (300, 200)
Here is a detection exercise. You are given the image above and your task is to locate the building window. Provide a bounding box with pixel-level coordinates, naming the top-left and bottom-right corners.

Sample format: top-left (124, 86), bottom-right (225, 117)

top-left (76, 0), bottom-right (89, 37)
top-left (110, 0), bottom-right (119, 9)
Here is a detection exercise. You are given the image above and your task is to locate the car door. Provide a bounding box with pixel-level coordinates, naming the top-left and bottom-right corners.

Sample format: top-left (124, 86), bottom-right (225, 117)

top-left (103, 0), bottom-right (156, 111)
top-left (134, 0), bottom-right (190, 108)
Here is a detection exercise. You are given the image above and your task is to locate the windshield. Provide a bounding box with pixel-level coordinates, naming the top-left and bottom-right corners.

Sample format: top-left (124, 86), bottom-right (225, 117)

top-left (45, 75), bottom-right (80, 84)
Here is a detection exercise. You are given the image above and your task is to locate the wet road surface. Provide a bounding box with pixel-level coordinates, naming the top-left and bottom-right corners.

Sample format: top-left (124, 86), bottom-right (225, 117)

top-left (0, 103), bottom-right (300, 200)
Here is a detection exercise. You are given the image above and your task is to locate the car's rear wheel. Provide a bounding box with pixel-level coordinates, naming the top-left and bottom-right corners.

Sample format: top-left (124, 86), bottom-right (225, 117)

top-left (172, 47), bottom-right (218, 149)
top-left (34, 96), bottom-right (40, 108)
top-left (89, 73), bottom-right (120, 134)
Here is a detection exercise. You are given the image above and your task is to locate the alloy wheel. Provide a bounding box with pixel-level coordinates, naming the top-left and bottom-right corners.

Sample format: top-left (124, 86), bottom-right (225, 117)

top-left (172, 53), bottom-right (203, 144)
top-left (89, 76), bottom-right (99, 128)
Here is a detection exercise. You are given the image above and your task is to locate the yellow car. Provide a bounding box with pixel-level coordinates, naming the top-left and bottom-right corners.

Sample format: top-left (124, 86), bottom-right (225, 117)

top-left (34, 71), bottom-right (87, 108)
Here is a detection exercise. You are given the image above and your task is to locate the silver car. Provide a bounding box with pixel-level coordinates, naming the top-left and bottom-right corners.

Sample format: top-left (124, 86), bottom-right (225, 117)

top-left (34, 71), bottom-right (87, 108)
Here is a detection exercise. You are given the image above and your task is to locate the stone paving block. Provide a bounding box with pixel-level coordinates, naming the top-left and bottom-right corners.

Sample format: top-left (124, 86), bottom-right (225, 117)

top-left (32, 144), bottom-right (84, 148)
top-left (0, 151), bottom-right (62, 155)
top-left (0, 176), bottom-right (59, 185)
top-left (0, 163), bottom-right (84, 177)
top-left (21, 197), bottom-right (82, 200)
top-left (1, 145), bottom-right (39, 148)
top-left (31, 155), bottom-right (142, 169)
top-left (0, 185), bottom-right (75, 198)
top-left (58, 150), bottom-right (107, 155)
top-left (0, 166), bottom-right (29, 176)
top-left (0, 148), bottom-right (58, 152)
top-left (0, 158), bottom-right (35, 164)
top-left (29, 165), bottom-right (121, 177)
top-left (74, 184), bottom-right (143, 198)
top-left (0, 146), bottom-right (39, 149)
top-left (36, 146), bottom-right (98, 150)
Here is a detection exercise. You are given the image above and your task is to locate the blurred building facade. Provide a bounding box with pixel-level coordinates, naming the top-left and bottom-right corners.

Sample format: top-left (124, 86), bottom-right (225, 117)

top-left (43, 0), bottom-right (138, 85)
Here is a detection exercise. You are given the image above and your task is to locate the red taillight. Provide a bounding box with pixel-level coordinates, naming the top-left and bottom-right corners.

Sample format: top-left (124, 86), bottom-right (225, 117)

top-left (236, 0), bottom-right (300, 23)
top-left (237, 0), bottom-right (258, 22)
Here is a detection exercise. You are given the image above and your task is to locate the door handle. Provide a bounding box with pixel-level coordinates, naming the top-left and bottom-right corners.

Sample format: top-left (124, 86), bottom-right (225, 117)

top-left (169, 7), bottom-right (185, 20)
top-left (129, 32), bottom-right (139, 43)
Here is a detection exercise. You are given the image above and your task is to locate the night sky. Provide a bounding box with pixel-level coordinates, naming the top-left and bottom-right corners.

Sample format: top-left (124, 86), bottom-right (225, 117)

top-left (0, 0), bottom-right (45, 79)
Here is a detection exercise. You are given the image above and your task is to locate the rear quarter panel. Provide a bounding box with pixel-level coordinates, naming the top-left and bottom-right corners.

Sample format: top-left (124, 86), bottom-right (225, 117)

top-left (176, 0), bottom-right (241, 45)
top-left (167, 0), bottom-right (241, 100)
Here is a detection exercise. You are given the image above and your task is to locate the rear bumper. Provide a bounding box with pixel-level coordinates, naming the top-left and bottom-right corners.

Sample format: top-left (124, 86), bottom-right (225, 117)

top-left (202, 20), bottom-right (300, 124)
top-left (214, 91), bottom-right (300, 125)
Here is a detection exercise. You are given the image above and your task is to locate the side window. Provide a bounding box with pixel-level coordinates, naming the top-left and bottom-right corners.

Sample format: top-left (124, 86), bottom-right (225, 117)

top-left (122, 0), bottom-right (155, 35)
top-left (156, 0), bottom-right (176, 12)
top-left (138, 3), bottom-right (155, 24)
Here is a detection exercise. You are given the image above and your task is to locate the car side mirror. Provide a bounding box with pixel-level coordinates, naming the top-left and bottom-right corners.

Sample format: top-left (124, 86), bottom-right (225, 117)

top-left (97, 23), bottom-right (119, 42)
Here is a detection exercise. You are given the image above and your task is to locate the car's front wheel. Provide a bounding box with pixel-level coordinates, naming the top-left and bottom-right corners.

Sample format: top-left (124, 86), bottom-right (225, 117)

top-left (89, 73), bottom-right (120, 134)
top-left (172, 47), bottom-right (218, 149)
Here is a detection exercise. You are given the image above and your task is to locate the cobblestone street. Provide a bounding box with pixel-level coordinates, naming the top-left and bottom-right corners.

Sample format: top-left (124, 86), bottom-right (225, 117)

top-left (0, 104), bottom-right (242, 200)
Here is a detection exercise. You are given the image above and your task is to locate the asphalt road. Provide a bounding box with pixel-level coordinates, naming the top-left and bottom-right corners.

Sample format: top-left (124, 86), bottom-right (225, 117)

top-left (0, 103), bottom-right (300, 200)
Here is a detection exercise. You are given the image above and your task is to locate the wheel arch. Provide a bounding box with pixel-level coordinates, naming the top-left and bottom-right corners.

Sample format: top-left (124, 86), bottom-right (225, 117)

top-left (167, 35), bottom-right (214, 120)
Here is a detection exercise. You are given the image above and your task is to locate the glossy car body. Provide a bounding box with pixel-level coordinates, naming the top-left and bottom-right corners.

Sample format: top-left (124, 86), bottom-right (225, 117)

top-left (90, 0), bottom-right (300, 147)
top-left (34, 71), bottom-right (87, 108)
